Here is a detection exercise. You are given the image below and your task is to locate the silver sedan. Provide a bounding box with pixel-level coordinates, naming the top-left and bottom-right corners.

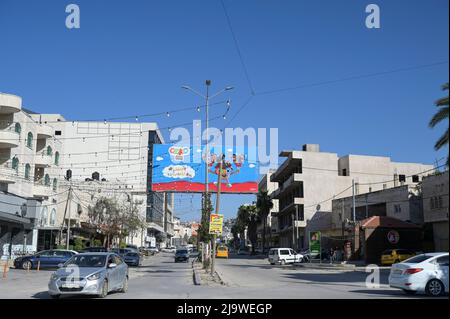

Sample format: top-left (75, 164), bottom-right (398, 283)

top-left (48, 252), bottom-right (129, 298)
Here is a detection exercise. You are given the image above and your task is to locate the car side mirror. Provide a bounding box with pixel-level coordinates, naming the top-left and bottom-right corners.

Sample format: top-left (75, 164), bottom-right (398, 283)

top-left (108, 263), bottom-right (117, 269)
top-left (57, 263), bottom-right (64, 268)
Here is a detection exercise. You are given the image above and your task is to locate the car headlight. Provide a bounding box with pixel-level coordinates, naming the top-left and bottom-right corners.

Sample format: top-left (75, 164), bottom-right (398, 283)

top-left (87, 273), bottom-right (101, 281)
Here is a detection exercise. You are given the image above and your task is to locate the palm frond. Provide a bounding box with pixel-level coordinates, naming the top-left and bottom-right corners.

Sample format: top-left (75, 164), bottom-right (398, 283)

top-left (429, 106), bottom-right (449, 128)
top-left (434, 128), bottom-right (449, 151)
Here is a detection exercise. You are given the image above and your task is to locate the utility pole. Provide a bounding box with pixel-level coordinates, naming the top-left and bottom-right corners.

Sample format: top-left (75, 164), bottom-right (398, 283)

top-left (352, 179), bottom-right (356, 222)
top-left (66, 185), bottom-right (72, 250)
top-left (291, 213), bottom-right (295, 250)
top-left (211, 154), bottom-right (224, 276)
top-left (295, 204), bottom-right (299, 251)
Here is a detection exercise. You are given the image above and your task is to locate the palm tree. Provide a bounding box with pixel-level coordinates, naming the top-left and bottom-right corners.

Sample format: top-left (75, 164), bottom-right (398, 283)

top-left (256, 190), bottom-right (273, 253)
top-left (429, 82), bottom-right (449, 166)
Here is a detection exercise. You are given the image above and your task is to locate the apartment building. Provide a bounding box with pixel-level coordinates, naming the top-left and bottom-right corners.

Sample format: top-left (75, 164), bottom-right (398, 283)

top-left (256, 171), bottom-right (279, 250)
top-left (0, 92), bottom-right (175, 257)
top-left (422, 171), bottom-right (449, 251)
top-left (1, 93), bottom-right (63, 257)
top-left (270, 144), bottom-right (434, 250)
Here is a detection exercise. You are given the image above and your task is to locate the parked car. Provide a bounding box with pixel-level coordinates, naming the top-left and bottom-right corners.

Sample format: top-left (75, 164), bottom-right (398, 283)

top-left (14, 250), bottom-right (78, 270)
top-left (109, 248), bottom-right (133, 257)
top-left (125, 244), bottom-right (139, 252)
top-left (48, 252), bottom-right (129, 299)
top-left (389, 252), bottom-right (449, 296)
top-left (81, 247), bottom-right (108, 253)
top-left (148, 247), bottom-right (159, 254)
top-left (268, 248), bottom-right (303, 265)
top-left (381, 249), bottom-right (417, 266)
top-left (123, 252), bottom-right (141, 267)
top-left (216, 246), bottom-right (229, 258)
top-left (174, 248), bottom-right (190, 263)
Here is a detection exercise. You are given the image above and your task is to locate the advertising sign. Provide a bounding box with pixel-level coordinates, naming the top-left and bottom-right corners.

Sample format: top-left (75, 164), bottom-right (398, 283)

top-left (309, 231), bottom-right (321, 255)
top-left (209, 214), bottom-right (224, 235)
top-left (151, 144), bottom-right (259, 193)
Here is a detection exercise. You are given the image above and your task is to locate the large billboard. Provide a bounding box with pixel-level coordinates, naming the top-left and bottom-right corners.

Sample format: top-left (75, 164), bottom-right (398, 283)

top-left (151, 144), bottom-right (259, 193)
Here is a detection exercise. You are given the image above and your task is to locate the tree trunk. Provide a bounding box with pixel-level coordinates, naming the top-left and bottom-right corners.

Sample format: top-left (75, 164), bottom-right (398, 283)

top-left (262, 212), bottom-right (266, 252)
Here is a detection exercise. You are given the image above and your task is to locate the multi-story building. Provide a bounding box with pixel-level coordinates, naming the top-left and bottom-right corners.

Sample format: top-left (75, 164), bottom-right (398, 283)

top-left (1, 93), bottom-right (63, 256)
top-left (256, 171), bottom-right (279, 250)
top-left (270, 144), bottom-right (434, 250)
top-left (0, 92), bottom-right (176, 257)
top-left (422, 170), bottom-right (449, 251)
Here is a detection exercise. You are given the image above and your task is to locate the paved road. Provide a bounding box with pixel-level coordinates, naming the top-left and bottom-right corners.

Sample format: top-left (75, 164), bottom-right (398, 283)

top-left (0, 252), bottom-right (445, 299)
top-left (213, 253), bottom-right (443, 299)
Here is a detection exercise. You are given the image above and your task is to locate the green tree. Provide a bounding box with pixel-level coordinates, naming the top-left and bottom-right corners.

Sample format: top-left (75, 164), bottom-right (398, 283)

top-left (256, 189), bottom-right (274, 252)
top-left (236, 204), bottom-right (259, 254)
top-left (429, 82), bottom-right (449, 166)
top-left (198, 193), bottom-right (213, 244)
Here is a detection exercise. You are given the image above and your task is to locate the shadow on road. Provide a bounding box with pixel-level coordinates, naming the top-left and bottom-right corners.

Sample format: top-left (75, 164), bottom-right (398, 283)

top-left (280, 270), bottom-right (390, 285)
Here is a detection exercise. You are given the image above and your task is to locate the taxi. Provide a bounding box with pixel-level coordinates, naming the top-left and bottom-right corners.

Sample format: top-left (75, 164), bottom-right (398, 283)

top-left (216, 246), bottom-right (229, 258)
top-left (381, 249), bottom-right (417, 265)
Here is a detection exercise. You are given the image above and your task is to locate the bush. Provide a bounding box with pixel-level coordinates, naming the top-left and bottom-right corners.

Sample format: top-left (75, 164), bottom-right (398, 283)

top-left (119, 242), bottom-right (127, 249)
top-left (93, 239), bottom-right (102, 247)
top-left (74, 238), bottom-right (84, 252)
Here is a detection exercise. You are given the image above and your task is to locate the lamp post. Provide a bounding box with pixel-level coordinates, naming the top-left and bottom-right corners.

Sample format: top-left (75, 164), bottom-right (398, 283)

top-left (182, 81), bottom-right (233, 263)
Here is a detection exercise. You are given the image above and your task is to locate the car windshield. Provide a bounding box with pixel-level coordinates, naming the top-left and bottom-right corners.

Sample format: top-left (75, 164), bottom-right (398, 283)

top-left (176, 250), bottom-right (188, 254)
top-left (65, 255), bottom-right (107, 268)
top-left (403, 254), bottom-right (433, 264)
top-left (126, 253), bottom-right (139, 257)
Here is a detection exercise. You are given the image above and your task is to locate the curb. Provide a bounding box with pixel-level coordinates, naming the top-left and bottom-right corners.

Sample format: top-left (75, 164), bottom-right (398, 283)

top-left (292, 263), bottom-right (356, 271)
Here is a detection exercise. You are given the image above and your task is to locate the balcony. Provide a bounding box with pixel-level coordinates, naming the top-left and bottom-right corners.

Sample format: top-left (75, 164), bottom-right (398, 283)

top-left (33, 180), bottom-right (51, 198)
top-left (0, 162), bottom-right (17, 184)
top-left (0, 93), bottom-right (22, 114)
top-left (279, 197), bottom-right (304, 215)
top-left (272, 173), bottom-right (302, 199)
top-left (36, 125), bottom-right (53, 139)
top-left (34, 152), bottom-right (53, 167)
top-left (0, 124), bottom-right (20, 148)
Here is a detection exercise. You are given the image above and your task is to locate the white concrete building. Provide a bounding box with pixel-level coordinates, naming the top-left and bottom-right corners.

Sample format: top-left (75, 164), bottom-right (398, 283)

top-left (270, 144), bottom-right (434, 249)
top-left (0, 92), bottom-right (175, 256)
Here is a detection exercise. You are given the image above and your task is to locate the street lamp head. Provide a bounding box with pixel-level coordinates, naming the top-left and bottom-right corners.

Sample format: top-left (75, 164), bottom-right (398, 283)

top-left (225, 86), bottom-right (234, 91)
top-left (205, 80), bottom-right (211, 86)
top-left (181, 85), bottom-right (191, 90)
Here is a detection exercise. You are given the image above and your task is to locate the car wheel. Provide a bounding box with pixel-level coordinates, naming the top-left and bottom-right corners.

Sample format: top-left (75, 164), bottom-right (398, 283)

top-left (21, 260), bottom-right (32, 270)
top-left (120, 277), bottom-right (128, 293)
top-left (426, 279), bottom-right (445, 297)
top-left (280, 260), bottom-right (286, 266)
top-left (402, 289), bottom-right (416, 295)
top-left (270, 262), bottom-right (275, 265)
top-left (98, 280), bottom-right (109, 298)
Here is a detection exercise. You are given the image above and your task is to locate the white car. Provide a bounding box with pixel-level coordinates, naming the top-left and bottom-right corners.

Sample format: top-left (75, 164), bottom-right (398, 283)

top-left (268, 248), bottom-right (303, 265)
top-left (389, 252), bottom-right (449, 296)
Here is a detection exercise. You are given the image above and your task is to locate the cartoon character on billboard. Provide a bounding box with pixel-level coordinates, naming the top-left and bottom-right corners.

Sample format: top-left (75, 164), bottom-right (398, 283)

top-left (203, 152), bottom-right (246, 188)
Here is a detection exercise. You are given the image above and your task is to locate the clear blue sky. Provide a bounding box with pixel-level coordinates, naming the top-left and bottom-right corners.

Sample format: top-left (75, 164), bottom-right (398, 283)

top-left (1, 0), bottom-right (448, 221)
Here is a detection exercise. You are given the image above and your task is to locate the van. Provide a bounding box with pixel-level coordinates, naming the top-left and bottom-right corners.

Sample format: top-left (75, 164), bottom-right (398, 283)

top-left (268, 248), bottom-right (303, 265)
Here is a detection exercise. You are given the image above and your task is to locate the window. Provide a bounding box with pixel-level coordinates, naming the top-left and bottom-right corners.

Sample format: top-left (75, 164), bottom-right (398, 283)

top-left (436, 255), bottom-right (449, 266)
top-left (52, 178), bottom-right (57, 191)
top-left (26, 132), bottom-right (33, 149)
top-left (412, 175), bottom-right (419, 183)
top-left (40, 207), bottom-right (48, 226)
top-left (394, 204), bottom-right (402, 213)
top-left (44, 174), bottom-right (50, 186)
top-left (11, 157), bottom-right (19, 173)
top-left (55, 130), bottom-right (62, 136)
top-left (14, 123), bottom-right (21, 134)
top-left (24, 164), bottom-right (31, 180)
top-left (50, 208), bottom-right (56, 226)
top-left (399, 174), bottom-right (406, 182)
top-left (438, 196), bottom-right (443, 209)
top-left (46, 146), bottom-right (52, 156)
top-left (280, 249), bottom-right (290, 255)
top-left (54, 152), bottom-right (60, 165)
top-left (342, 169), bottom-right (347, 176)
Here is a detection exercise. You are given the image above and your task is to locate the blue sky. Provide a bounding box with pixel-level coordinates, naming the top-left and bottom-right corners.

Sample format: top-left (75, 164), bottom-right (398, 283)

top-left (0, 0), bottom-right (448, 221)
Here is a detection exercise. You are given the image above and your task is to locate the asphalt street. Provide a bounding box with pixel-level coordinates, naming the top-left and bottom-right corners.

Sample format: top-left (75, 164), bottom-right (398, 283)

top-left (0, 252), bottom-right (445, 299)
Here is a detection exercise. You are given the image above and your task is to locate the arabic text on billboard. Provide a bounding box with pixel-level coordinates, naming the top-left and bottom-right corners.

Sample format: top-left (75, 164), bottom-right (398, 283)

top-left (209, 214), bottom-right (224, 235)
